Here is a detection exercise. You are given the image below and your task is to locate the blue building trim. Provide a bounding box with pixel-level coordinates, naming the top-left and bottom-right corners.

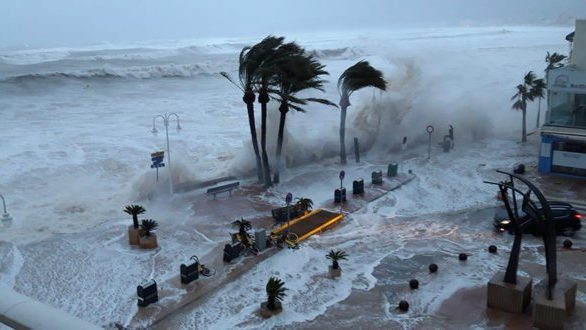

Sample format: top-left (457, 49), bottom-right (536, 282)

top-left (538, 134), bottom-right (556, 174)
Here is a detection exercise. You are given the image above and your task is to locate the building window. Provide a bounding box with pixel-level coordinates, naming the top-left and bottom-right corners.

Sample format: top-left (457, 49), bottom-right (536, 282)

top-left (551, 140), bottom-right (586, 176)
top-left (547, 91), bottom-right (573, 126)
top-left (547, 92), bottom-right (586, 128)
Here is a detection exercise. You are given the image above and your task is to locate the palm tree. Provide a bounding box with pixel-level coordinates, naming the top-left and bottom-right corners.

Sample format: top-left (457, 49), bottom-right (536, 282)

top-left (531, 78), bottom-right (546, 128)
top-left (232, 218), bottom-right (252, 246)
top-left (512, 71), bottom-right (540, 143)
top-left (295, 197), bottom-right (313, 214)
top-left (338, 61), bottom-right (387, 164)
top-left (537, 52), bottom-right (567, 127)
top-left (141, 219), bottom-right (158, 236)
top-left (123, 204), bottom-right (145, 229)
top-left (265, 277), bottom-right (288, 310)
top-left (220, 38), bottom-right (278, 183)
top-left (326, 249), bottom-right (348, 270)
top-left (270, 43), bottom-right (337, 183)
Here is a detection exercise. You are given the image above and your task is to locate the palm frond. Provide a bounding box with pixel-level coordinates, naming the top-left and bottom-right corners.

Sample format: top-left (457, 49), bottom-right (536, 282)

top-left (338, 60), bottom-right (387, 96)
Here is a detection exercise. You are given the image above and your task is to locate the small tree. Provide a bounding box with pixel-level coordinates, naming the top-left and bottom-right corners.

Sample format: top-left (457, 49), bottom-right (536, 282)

top-left (232, 218), bottom-right (252, 246)
top-left (265, 277), bottom-right (288, 310)
top-left (141, 219), bottom-right (158, 236)
top-left (295, 197), bottom-right (313, 213)
top-left (512, 71), bottom-right (543, 143)
top-left (326, 249), bottom-right (348, 270)
top-left (123, 205), bottom-right (146, 229)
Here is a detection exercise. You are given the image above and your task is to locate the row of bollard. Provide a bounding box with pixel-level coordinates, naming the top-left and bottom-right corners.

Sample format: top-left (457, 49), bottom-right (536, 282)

top-left (334, 163), bottom-right (398, 204)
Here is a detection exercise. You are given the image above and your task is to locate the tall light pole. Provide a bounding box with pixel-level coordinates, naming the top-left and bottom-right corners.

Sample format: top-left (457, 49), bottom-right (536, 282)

top-left (0, 194), bottom-right (13, 222)
top-left (152, 113), bottom-right (181, 195)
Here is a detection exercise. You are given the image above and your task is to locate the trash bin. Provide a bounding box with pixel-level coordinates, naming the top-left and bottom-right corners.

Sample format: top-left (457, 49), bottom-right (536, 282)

top-left (387, 163), bottom-right (398, 177)
top-left (372, 171), bottom-right (383, 185)
top-left (335, 188), bottom-right (347, 203)
top-left (137, 279), bottom-right (158, 307)
top-left (180, 260), bottom-right (199, 284)
top-left (353, 179), bottom-right (364, 195)
top-left (442, 136), bottom-right (452, 152)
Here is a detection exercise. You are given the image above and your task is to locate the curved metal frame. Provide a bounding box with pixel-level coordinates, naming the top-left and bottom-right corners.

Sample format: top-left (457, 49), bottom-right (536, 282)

top-left (484, 170), bottom-right (557, 300)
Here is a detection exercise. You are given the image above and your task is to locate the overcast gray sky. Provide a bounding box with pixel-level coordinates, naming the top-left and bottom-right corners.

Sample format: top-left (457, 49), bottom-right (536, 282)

top-left (1, 0), bottom-right (585, 48)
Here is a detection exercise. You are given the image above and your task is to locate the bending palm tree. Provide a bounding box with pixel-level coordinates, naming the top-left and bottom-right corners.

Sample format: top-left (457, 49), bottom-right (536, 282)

top-left (123, 204), bottom-right (146, 229)
top-left (326, 249), bottom-right (348, 270)
top-left (337, 61), bottom-right (387, 165)
top-left (232, 218), bottom-right (252, 246)
top-left (512, 71), bottom-right (542, 143)
top-left (220, 37), bottom-right (284, 183)
top-left (270, 43), bottom-right (336, 183)
top-left (265, 277), bottom-right (288, 311)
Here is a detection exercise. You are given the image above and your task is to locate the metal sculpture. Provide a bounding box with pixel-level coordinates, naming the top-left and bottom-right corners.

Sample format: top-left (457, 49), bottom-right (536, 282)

top-left (484, 170), bottom-right (557, 300)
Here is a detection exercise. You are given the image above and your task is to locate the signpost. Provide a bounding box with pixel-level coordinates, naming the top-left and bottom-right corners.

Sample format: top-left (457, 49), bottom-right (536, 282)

top-left (150, 151), bottom-right (165, 182)
top-left (339, 170), bottom-right (345, 190)
top-left (426, 125), bottom-right (434, 160)
top-left (286, 193), bottom-right (293, 236)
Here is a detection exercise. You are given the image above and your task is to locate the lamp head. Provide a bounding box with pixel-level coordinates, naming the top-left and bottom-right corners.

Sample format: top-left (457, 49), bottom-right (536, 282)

top-left (151, 127), bottom-right (158, 135)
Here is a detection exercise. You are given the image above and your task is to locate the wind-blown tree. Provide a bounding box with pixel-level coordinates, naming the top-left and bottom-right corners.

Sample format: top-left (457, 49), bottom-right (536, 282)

top-left (337, 61), bottom-right (387, 164)
top-left (220, 38), bottom-right (278, 183)
top-left (326, 249), bottom-right (348, 270)
top-left (123, 204), bottom-right (146, 229)
top-left (265, 277), bottom-right (288, 311)
top-left (532, 78), bottom-right (546, 128)
top-left (536, 52), bottom-right (567, 127)
top-left (512, 71), bottom-right (544, 143)
top-left (141, 219), bottom-right (158, 236)
top-left (232, 218), bottom-right (252, 246)
top-left (270, 43), bottom-right (337, 183)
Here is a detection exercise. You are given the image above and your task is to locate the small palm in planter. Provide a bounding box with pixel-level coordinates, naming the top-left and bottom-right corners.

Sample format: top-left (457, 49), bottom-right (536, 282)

top-left (124, 204), bottom-right (146, 245)
top-left (139, 219), bottom-right (159, 249)
top-left (326, 249), bottom-right (348, 278)
top-left (295, 198), bottom-right (313, 214)
top-left (232, 218), bottom-right (252, 247)
top-left (260, 277), bottom-right (288, 317)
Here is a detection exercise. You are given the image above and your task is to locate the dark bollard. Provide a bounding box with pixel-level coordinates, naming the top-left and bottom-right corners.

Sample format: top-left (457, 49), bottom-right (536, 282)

top-left (137, 279), bottom-right (158, 307)
top-left (371, 171), bottom-right (383, 185)
top-left (387, 163), bottom-right (398, 177)
top-left (488, 245), bottom-right (498, 254)
top-left (334, 188), bottom-right (347, 203)
top-left (459, 253), bottom-right (468, 261)
top-left (563, 239), bottom-right (573, 249)
top-left (352, 179), bottom-right (364, 195)
top-left (180, 258), bottom-right (199, 284)
top-left (429, 263), bottom-right (438, 273)
top-left (398, 300), bottom-right (409, 312)
top-left (409, 279), bottom-right (419, 289)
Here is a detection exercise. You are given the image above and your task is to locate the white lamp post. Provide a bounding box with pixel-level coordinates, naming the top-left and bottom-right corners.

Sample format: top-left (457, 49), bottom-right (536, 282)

top-left (0, 194), bottom-right (13, 222)
top-left (152, 113), bottom-right (181, 194)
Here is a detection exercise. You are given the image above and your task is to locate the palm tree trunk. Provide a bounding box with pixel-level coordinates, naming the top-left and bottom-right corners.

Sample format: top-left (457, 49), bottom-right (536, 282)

top-left (133, 215), bottom-right (139, 229)
top-left (340, 105), bottom-right (347, 165)
top-left (522, 108), bottom-right (527, 143)
top-left (536, 97), bottom-right (542, 129)
top-left (273, 102), bottom-right (288, 184)
top-left (259, 89), bottom-right (272, 187)
top-left (243, 91), bottom-right (263, 183)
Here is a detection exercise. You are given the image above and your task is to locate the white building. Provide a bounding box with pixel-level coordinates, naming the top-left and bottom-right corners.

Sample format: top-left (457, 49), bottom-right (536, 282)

top-left (539, 19), bottom-right (586, 177)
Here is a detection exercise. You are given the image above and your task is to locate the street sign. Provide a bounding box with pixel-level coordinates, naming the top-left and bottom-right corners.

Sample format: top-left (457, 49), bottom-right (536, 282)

top-left (339, 170), bottom-right (345, 180)
top-left (286, 193), bottom-right (293, 204)
top-left (426, 126), bottom-right (434, 159)
top-left (150, 151), bottom-right (165, 182)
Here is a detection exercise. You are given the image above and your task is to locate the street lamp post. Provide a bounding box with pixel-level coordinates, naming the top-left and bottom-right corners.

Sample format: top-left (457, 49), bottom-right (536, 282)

top-left (152, 113), bottom-right (181, 195)
top-left (0, 194), bottom-right (13, 222)
top-left (286, 193), bottom-right (293, 237)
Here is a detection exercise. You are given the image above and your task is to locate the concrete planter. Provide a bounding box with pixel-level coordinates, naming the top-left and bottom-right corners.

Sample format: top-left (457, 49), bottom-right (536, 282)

top-left (128, 225), bottom-right (143, 245)
top-left (139, 234), bottom-right (158, 249)
top-left (533, 277), bottom-right (577, 330)
top-left (487, 271), bottom-right (532, 313)
top-left (260, 301), bottom-right (282, 318)
top-left (329, 265), bottom-right (341, 278)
